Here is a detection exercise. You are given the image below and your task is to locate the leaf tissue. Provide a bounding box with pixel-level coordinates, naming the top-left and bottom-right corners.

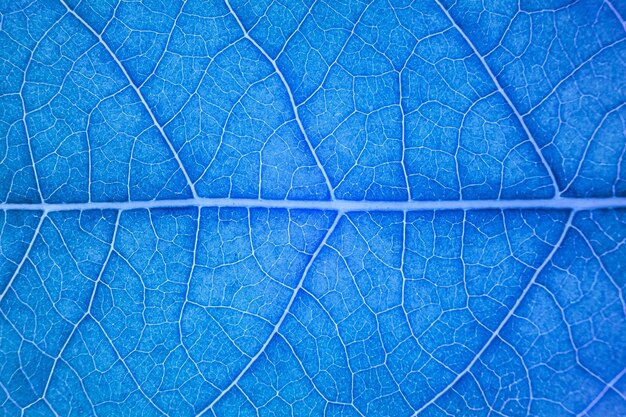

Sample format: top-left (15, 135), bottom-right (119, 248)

top-left (1, 0), bottom-right (625, 416)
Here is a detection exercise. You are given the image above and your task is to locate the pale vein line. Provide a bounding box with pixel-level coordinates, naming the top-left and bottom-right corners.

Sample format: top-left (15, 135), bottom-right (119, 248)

top-left (523, 38), bottom-right (626, 118)
top-left (577, 365), bottom-right (626, 416)
top-left (138, 1), bottom-right (186, 89)
top-left (572, 223), bottom-right (626, 317)
top-left (0, 212), bottom-right (45, 303)
top-left (606, 0), bottom-right (626, 32)
top-left (411, 209), bottom-right (575, 415)
top-left (92, 317), bottom-right (169, 416)
top-left (399, 64), bottom-right (412, 201)
top-left (223, 0), bottom-right (336, 201)
top-left (1, 196), bottom-right (626, 213)
top-left (274, 0), bottom-right (319, 61)
top-left (563, 103), bottom-right (626, 194)
top-left (41, 210), bottom-right (121, 411)
top-left (275, 332), bottom-right (364, 413)
top-left (58, 0), bottom-right (199, 199)
top-left (196, 210), bottom-right (343, 416)
top-left (433, 0), bottom-right (561, 195)
top-left (16, 11), bottom-right (66, 204)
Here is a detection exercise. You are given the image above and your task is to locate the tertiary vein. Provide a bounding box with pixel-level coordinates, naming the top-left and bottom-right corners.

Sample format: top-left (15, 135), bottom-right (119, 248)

top-left (412, 210), bottom-right (576, 415)
top-left (59, 0), bottom-right (200, 199)
top-left (196, 210), bottom-right (343, 415)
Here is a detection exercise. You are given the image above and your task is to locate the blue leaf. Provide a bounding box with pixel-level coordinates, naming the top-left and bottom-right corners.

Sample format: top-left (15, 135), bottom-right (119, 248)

top-left (1, 0), bottom-right (625, 416)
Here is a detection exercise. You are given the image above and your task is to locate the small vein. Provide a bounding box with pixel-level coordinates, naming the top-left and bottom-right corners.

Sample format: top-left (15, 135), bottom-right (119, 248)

top-left (17, 11), bottom-right (66, 203)
top-left (224, 0), bottom-right (336, 201)
top-left (196, 210), bottom-right (343, 415)
top-left (92, 318), bottom-right (168, 416)
top-left (571, 223), bottom-right (626, 317)
top-left (605, 0), bottom-right (626, 32)
top-left (563, 103), bottom-right (626, 194)
top-left (412, 209), bottom-right (575, 415)
top-left (433, 0), bottom-right (561, 196)
top-left (0, 212), bottom-right (45, 303)
top-left (58, 0), bottom-right (199, 199)
top-left (524, 38), bottom-right (626, 118)
top-left (577, 365), bottom-right (626, 416)
top-left (40, 210), bottom-right (121, 408)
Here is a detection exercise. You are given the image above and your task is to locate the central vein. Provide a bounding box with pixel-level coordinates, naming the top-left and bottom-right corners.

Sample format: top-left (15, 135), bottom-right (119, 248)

top-left (2, 197), bottom-right (626, 213)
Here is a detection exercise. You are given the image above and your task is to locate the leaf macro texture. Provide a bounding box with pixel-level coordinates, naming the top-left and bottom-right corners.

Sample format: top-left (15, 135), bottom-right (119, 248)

top-left (1, 0), bottom-right (626, 416)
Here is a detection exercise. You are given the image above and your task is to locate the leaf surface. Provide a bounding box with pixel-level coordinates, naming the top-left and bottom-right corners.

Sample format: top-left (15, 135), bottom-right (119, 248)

top-left (1, 0), bottom-right (625, 416)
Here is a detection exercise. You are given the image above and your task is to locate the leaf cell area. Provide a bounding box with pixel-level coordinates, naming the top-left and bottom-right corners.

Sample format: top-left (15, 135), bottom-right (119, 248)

top-left (1, 0), bottom-right (625, 416)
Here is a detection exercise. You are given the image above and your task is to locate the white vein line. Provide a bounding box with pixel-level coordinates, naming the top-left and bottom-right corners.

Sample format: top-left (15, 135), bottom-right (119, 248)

top-left (17, 11), bottom-right (66, 204)
top-left (563, 103), bottom-right (626, 194)
top-left (577, 365), bottom-right (626, 416)
top-left (433, 0), bottom-right (561, 195)
top-left (224, 0), bottom-right (336, 201)
top-left (411, 209), bottom-right (575, 416)
top-left (92, 317), bottom-right (168, 416)
top-left (571, 223), bottom-right (626, 317)
top-left (41, 210), bottom-right (121, 408)
top-left (274, 332), bottom-right (363, 412)
top-left (606, 0), bottom-right (626, 32)
top-left (0, 382), bottom-right (21, 413)
top-left (58, 0), bottom-right (199, 199)
top-left (0, 212), bottom-right (45, 303)
top-left (196, 211), bottom-right (343, 416)
top-left (274, 0), bottom-right (319, 61)
top-left (1, 197), bottom-right (626, 213)
top-left (399, 67), bottom-right (412, 200)
top-left (523, 37), bottom-right (626, 118)
top-left (138, 1), bottom-right (186, 89)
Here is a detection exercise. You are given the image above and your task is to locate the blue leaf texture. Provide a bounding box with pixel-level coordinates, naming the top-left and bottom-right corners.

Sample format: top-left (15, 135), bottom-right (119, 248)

top-left (1, 0), bottom-right (625, 416)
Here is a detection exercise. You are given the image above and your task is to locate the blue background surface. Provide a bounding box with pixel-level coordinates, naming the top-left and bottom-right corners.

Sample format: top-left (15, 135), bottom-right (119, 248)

top-left (1, 0), bottom-right (625, 415)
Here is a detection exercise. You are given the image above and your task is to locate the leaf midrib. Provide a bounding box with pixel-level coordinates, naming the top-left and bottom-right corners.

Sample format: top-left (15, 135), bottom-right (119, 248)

top-left (2, 196), bottom-right (625, 213)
